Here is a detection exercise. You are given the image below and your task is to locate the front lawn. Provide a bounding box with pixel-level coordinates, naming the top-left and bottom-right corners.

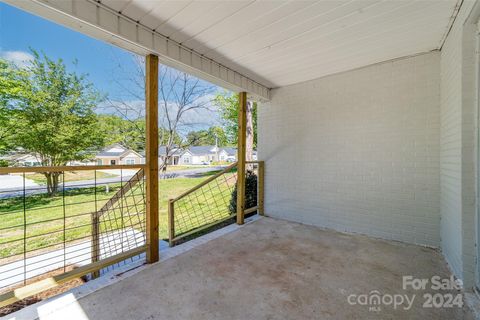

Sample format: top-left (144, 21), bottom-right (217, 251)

top-left (14, 171), bottom-right (117, 185)
top-left (0, 173), bottom-right (234, 260)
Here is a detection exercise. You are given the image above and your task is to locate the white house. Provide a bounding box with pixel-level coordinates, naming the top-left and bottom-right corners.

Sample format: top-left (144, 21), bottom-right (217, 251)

top-left (176, 146), bottom-right (237, 165)
top-left (157, 146), bottom-right (183, 165)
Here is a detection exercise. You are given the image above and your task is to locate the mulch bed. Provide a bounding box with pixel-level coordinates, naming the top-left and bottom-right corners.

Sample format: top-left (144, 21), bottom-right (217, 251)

top-left (0, 265), bottom-right (86, 316)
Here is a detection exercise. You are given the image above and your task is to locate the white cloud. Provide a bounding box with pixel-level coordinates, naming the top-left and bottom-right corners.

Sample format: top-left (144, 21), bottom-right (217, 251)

top-left (0, 50), bottom-right (34, 68)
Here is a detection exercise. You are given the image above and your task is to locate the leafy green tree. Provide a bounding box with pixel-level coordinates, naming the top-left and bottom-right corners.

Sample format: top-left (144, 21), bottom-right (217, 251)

top-left (214, 92), bottom-right (257, 153)
top-left (208, 126), bottom-right (228, 146)
top-left (186, 126), bottom-right (227, 146)
top-left (98, 114), bottom-right (183, 152)
top-left (12, 51), bottom-right (105, 195)
top-left (186, 130), bottom-right (208, 146)
top-left (98, 115), bottom-right (145, 152)
top-left (159, 127), bottom-right (183, 147)
top-left (0, 59), bottom-right (25, 153)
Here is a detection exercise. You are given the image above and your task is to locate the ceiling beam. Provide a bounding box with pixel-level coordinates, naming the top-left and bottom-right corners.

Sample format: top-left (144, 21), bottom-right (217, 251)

top-left (4, 0), bottom-right (270, 101)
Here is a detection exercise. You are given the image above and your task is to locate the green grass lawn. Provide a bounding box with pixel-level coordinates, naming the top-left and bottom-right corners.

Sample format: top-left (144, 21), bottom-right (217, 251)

top-left (13, 166), bottom-right (201, 185)
top-left (15, 171), bottom-right (117, 185)
top-left (164, 165), bottom-right (201, 172)
top-left (0, 172), bottom-right (235, 260)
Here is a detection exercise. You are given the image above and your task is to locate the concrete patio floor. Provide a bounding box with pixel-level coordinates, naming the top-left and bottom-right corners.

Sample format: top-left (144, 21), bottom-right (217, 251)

top-left (11, 217), bottom-right (474, 319)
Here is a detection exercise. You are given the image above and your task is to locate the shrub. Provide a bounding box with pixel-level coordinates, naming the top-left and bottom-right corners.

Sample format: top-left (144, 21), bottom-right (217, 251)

top-left (229, 170), bottom-right (258, 214)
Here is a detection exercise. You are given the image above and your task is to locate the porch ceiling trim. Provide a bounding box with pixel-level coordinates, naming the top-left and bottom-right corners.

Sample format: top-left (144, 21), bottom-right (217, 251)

top-left (5, 0), bottom-right (270, 101)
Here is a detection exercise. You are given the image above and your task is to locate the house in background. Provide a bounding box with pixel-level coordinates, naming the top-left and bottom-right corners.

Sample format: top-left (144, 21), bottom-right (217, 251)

top-left (0, 152), bottom-right (42, 167)
top-left (220, 147), bottom-right (256, 162)
top-left (158, 145), bottom-right (230, 165)
top-left (95, 144), bottom-right (144, 165)
top-left (177, 146), bottom-right (239, 165)
top-left (158, 146), bottom-right (183, 165)
top-left (220, 147), bottom-right (236, 162)
top-left (181, 146), bottom-right (223, 165)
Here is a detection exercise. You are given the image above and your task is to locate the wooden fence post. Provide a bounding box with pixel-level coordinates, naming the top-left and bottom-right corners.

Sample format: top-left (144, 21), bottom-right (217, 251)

top-left (168, 199), bottom-right (175, 247)
top-left (91, 212), bottom-right (100, 278)
top-left (237, 92), bottom-right (247, 225)
top-left (145, 54), bottom-right (159, 263)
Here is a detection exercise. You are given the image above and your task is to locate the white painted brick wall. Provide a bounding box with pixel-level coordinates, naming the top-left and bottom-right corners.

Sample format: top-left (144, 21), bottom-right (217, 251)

top-left (461, 21), bottom-right (477, 289)
top-left (440, 9), bottom-right (464, 281)
top-left (440, 0), bottom-right (477, 288)
top-left (258, 52), bottom-right (441, 247)
top-left (440, 1), bottom-right (478, 288)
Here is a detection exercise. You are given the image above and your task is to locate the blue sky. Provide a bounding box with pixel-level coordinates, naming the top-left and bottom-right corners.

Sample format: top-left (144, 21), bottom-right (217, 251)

top-left (0, 2), bottom-right (222, 130)
top-left (0, 2), bottom-right (137, 99)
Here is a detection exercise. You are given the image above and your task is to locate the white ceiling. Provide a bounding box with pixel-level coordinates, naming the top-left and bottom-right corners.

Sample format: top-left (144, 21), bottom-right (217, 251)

top-left (99, 0), bottom-right (460, 88)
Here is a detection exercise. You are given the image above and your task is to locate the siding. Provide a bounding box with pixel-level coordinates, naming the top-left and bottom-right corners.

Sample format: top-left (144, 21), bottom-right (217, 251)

top-left (258, 52), bottom-right (441, 247)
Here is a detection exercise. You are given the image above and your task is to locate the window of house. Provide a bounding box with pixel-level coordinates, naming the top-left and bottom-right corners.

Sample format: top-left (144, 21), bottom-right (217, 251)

top-left (184, 157), bottom-right (190, 164)
top-left (125, 159), bottom-right (135, 165)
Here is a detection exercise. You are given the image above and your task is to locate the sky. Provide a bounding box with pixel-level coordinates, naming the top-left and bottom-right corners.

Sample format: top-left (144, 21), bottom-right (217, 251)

top-left (0, 2), bottom-right (223, 132)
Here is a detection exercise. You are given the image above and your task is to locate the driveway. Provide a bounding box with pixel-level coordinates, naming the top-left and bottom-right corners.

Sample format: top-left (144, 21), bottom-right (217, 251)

top-left (0, 174), bottom-right (38, 189)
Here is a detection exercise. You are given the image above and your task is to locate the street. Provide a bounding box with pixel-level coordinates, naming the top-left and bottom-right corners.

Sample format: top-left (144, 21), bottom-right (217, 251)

top-left (0, 166), bottom-right (226, 199)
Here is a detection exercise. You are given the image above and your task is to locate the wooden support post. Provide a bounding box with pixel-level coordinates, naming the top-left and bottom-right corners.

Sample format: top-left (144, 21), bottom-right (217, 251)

top-left (91, 212), bottom-right (100, 278)
top-left (237, 92), bottom-right (247, 225)
top-left (168, 199), bottom-right (175, 247)
top-left (258, 161), bottom-right (265, 216)
top-left (145, 54), bottom-right (159, 263)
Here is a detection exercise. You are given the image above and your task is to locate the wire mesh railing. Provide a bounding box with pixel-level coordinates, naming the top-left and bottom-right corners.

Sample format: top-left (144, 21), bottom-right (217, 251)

top-left (0, 164), bottom-right (146, 304)
top-left (168, 161), bottom-right (264, 246)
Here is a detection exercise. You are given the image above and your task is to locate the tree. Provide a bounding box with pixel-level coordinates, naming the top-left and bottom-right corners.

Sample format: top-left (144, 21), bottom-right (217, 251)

top-left (107, 54), bottom-right (215, 172)
top-left (208, 126), bottom-right (228, 147)
top-left (158, 65), bottom-right (216, 171)
top-left (11, 51), bottom-right (105, 195)
top-left (98, 115), bottom-right (146, 152)
top-left (214, 92), bottom-right (257, 160)
top-left (186, 126), bottom-right (227, 146)
top-left (0, 59), bottom-right (25, 153)
top-left (186, 130), bottom-right (209, 146)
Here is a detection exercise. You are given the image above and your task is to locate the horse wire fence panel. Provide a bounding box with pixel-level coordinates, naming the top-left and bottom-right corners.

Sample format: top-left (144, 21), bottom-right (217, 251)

top-left (170, 162), bottom-right (263, 245)
top-left (172, 166), bottom-right (238, 241)
top-left (0, 167), bottom-right (146, 294)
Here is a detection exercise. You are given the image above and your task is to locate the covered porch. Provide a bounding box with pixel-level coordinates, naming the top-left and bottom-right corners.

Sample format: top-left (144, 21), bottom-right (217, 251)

top-left (2, 0), bottom-right (480, 318)
top-left (10, 217), bottom-right (472, 319)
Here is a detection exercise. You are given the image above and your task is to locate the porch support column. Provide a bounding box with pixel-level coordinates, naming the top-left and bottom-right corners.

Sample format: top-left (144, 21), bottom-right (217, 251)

top-left (236, 92), bottom-right (247, 225)
top-left (145, 54), bottom-right (159, 263)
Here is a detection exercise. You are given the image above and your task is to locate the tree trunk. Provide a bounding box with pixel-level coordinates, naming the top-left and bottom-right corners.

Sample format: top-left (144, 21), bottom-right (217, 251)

top-left (44, 171), bottom-right (61, 196)
top-left (246, 100), bottom-right (254, 161)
